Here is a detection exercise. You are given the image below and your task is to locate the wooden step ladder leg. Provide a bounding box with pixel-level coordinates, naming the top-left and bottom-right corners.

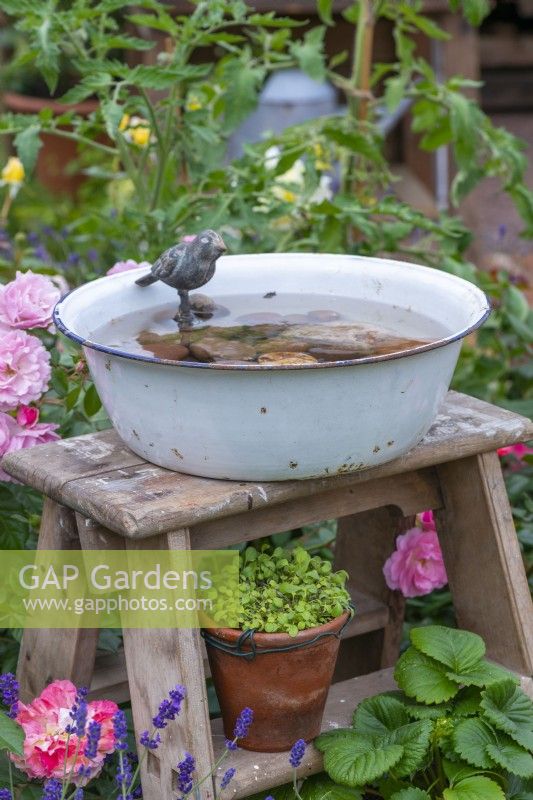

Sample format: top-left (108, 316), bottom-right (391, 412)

top-left (17, 498), bottom-right (99, 701)
top-left (333, 506), bottom-right (409, 681)
top-left (436, 451), bottom-right (533, 675)
top-left (77, 519), bottom-right (215, 800)
top-left (123, 531), bottom-right (215, 800)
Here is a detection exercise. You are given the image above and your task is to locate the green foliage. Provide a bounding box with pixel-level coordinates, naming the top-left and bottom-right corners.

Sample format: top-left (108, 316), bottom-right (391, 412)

top-left (212, 545), bottom-right (350, 636)
top-left (0, 711), bottom-right (24, 756)
top-left (314, 626), bottom-right (533, 799)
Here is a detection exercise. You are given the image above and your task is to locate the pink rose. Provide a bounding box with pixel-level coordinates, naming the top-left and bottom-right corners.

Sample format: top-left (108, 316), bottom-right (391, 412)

top-left (107, 259), bottom-right (151, 275)
top-left (498, 443), bottom-right (533, 470)
top-left (0, 407), bottom-right (59, 481)
top-left (383, 527), bottom-right (448, 598)
top-left (0, 330), bottom-right (51, 411)
top-left (11, 680), bottom-right (119, 784)
top-left (0, 270), bottom-right (60, 329)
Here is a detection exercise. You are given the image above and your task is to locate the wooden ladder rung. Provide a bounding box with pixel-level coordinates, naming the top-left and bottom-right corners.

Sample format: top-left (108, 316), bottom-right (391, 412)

top-left (88, 588), bottom-right (389, 701)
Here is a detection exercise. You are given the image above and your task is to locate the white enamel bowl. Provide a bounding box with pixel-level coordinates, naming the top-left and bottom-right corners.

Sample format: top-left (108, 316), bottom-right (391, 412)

top-left (54, 254), bottom-right (489, 480)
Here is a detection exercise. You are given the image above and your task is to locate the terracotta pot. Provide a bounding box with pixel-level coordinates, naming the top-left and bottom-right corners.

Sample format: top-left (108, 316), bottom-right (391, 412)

top-left (204, 610), bottom-right (350, 752)
top-left (3, 91), bottom-right (99, 195)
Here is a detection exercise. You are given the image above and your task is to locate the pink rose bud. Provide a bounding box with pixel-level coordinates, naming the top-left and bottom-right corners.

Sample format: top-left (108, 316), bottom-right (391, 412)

top-left (383, 527), bottom-right (448, 598)
top-left (16, 405), bottom-right (39, 427)
top-left (418, 509), bottom-right (436, 531)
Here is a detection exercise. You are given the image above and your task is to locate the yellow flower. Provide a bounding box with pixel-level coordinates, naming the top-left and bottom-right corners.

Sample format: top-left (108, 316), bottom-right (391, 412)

top-left (312, 142), bottom-right (331, 172)
top-left (186, 97), bottom-right (202, 112)
top-left (2, 156), bottom-right (25, 185)
top-left (130, 126), bottom-right (151, 148)
top-left (273, 186), bottom-right (297, 204)
top-left (118, 114), bottom-right (130, 132)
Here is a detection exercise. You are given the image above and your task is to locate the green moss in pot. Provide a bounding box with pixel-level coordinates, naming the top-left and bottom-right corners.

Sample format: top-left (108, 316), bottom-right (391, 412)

top-left (203, 545), bottom-right (353, 752)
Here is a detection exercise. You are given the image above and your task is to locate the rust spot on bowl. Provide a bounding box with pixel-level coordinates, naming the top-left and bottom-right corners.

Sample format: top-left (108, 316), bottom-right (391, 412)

top-left (104, 358), bottom-right (111, 371)
top-left (171, 448), bottom-right (184, 460)
top-left (132, 429), bottom-right (140, 439)
top-left (387, 440), bottom-right (395, 446)
top-left (260, 407), bottom-right (267, 414)
top-left (373, 445), bottom-right (380, 453)
top-left (336, 462), bottom-right (365, 475)
top-left (289, 461), bottom-right (298, 469)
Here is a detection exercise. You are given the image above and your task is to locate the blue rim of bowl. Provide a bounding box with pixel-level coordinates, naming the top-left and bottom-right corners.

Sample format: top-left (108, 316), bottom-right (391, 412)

top-left (52, 289), bottom-right (492, 372)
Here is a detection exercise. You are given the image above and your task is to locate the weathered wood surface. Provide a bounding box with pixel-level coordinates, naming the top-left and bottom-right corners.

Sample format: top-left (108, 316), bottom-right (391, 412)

top-left (436, 452), bottom-right (533, 676)
top-left (334, 507), bottom-right (408, 682)
top-left (191, 468), bottom-right (441, 549)
top-left (2, 392), bottom-right (532, 538)
top-left (17, 499), bottom-right (99, 701)
top-left (121, 529), bottom-right (215, 800)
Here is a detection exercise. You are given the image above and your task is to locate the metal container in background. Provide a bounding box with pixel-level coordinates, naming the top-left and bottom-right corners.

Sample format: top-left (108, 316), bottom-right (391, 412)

top-left (227, 69), bottom-right (339, 160)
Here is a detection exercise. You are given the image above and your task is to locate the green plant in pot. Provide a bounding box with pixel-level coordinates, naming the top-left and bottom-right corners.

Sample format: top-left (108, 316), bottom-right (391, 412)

top-left (313, 625), bottom-right (533, 799)
top-left (203, 545), bottom-right (352, 753)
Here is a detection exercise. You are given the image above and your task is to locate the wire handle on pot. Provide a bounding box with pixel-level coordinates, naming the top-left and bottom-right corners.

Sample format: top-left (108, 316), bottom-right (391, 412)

top-left (201, 605), bottom-right (355, 660)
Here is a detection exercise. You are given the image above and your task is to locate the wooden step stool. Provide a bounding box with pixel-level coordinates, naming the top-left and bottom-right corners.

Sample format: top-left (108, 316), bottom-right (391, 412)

top-left (3, 391), bottom-right (533, 800)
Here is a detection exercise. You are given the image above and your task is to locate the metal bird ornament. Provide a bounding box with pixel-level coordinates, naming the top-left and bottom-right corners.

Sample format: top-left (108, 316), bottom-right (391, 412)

top-left (135, 230), bottom-right (227, 327)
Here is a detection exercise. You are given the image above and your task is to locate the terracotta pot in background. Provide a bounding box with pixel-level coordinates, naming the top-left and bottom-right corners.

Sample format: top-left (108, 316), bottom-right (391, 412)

top-left (3, 91), bottom-right (99, 195)
top-left (204, 610), bottom-right (350, 752)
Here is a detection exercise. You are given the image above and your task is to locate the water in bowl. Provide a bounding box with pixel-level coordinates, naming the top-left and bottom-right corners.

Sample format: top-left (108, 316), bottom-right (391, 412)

top-left (91, 292), bottom-right (448, 365)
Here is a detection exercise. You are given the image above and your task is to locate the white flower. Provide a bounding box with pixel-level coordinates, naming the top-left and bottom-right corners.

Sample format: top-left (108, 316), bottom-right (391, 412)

top-left (310, 175), bottom-right (333, 204)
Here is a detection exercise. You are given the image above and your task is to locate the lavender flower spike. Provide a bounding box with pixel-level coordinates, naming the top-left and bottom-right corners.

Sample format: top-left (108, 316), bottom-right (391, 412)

top-left (113, 709), bottom-right (129, 751)
top-left (0, 672), bottom-right (19, 718)
top-left (289, 739), bottom-right (306, 768)
top-left (220, 768), bottom-right (236, 790)
top-left (140, 730), bottom-right (161, 750)
top-left (233, 707), bottom-right (254, 740)
top-left (152, 684), bottom-right (186, 730)
top-left (67, 687), bottom-right (88, 735)
top-left (41, 780), bottom-right (63, 800)
top-left (0, 789), bottom-right (12, 800)
top-left (115, 752), bottom-right (133, 795)
top-left (84, 720), bottom-right (102, 759)
top-left (177, 752), bottom-right (196, 795)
